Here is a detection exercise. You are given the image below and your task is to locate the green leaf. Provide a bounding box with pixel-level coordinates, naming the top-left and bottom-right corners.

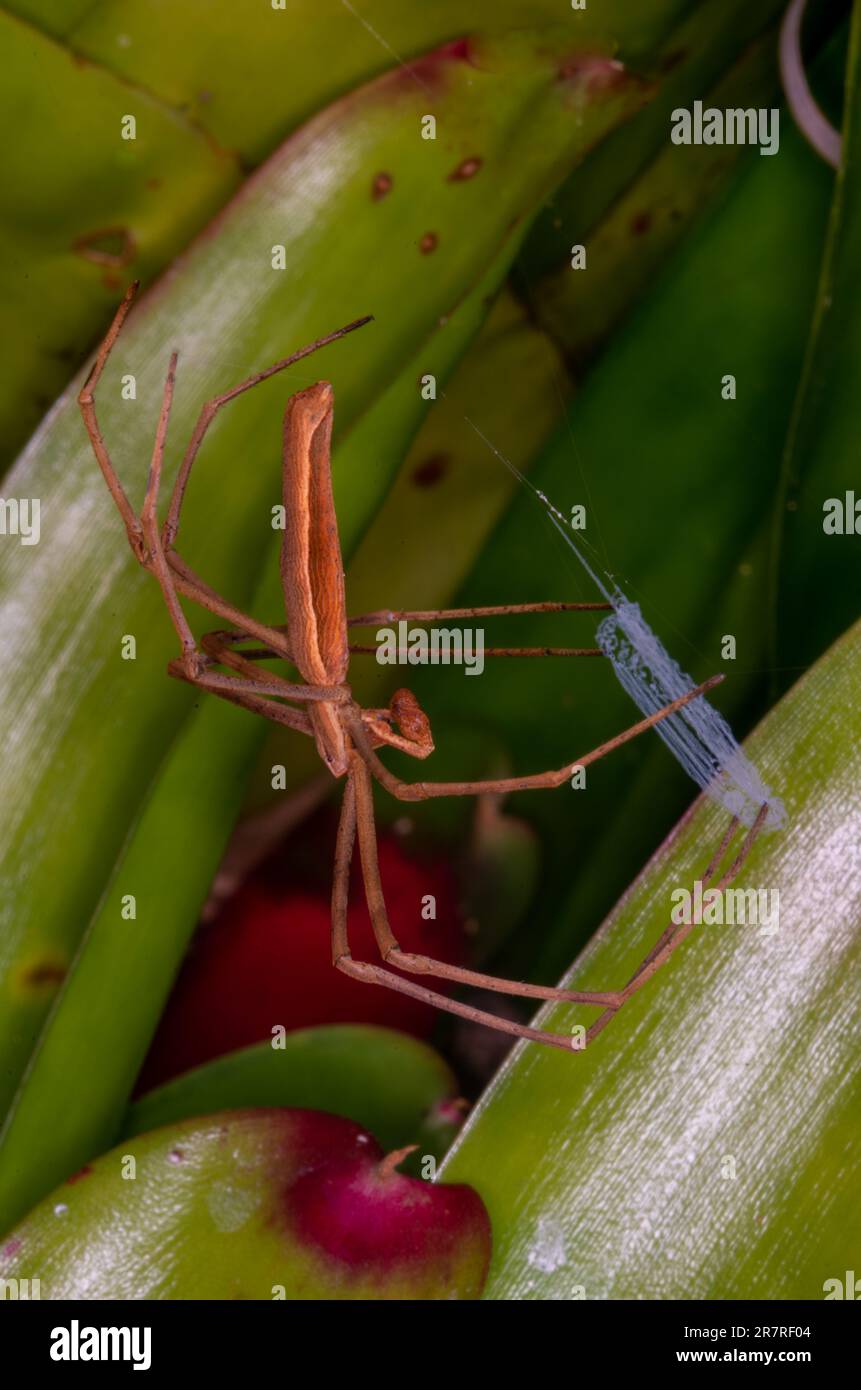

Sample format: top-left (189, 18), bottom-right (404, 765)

top-left (517, 0), bottom-right (788, 288)
top-left (0, 26), bottom-right (645, 1228)
top-left (1, 0), bottom-right (695, 463)
top-left (771, 4), bottom-right (861, 677)
top-left (0, 8), bottom-right (239, 460)
top-left (441, 617), bottom-right (861, 1299)
top-left (29, 0), bottom-right (693, 159)
top-left (123, 1025), bottom-right (461, 1162)
top-left (524, 9), bottom-right (787, 364)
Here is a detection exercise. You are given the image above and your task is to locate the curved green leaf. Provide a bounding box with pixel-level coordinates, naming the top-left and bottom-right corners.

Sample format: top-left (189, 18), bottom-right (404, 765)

top-left (123, 1025), bottom-right (461, 1162)
top-left (0, 8), bottom-right (239, 460)
top-left (771, 3), bottom-right (861, 677)
top-left (518, 0), bottom-right (787, 287)
top-left (526, 14), bottom-right (785, 364)
top-left (441, 618), bottom-right (861, 1299)
top-left (1, 0), bottom-right (695, 463)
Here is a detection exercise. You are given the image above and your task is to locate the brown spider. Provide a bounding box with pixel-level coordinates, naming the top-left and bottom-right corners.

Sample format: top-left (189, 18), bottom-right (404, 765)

top-left (80, 284), bottom-right (767, 1052)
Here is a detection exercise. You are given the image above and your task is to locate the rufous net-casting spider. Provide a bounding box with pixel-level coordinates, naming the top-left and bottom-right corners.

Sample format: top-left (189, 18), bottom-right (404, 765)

top-left (80, 285), bottom-right (768, 1053)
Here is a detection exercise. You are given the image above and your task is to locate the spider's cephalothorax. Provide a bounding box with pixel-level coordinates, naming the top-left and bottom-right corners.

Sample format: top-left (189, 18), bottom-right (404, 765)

top-left (80, 283), bottom-right (768, 1053)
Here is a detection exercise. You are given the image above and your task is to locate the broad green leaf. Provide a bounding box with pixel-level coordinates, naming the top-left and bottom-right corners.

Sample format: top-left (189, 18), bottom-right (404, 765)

top-left (442, 618), bottom-right (861, 1299)
top-left (123, 1025), bottom-right (460, 1162)
top-left (0, 0), bottom-right (697, 463)
top-left (518, 0), bottom-right (787, 285)
top-left (0, 9), bottom-right (239, 460)
top-left (526, 17), bottom-right (784, 363)
top-left (771, 2), bottom-right (861, 677)
top-left (8, 0), bottom-right (697, 147)
top-left (0, 27), bottom-right (645, 1227)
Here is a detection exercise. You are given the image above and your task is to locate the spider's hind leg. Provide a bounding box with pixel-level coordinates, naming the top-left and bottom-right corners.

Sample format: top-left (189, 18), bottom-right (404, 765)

top-left (347, 753), bottom-right (622, 1017)
top-left (330, 770), bottom-right (591, 1052)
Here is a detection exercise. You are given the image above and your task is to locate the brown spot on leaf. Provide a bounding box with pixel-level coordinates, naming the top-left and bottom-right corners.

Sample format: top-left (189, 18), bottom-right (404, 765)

top-left (419, 232), bottom-right (438, 255)
top-left (66, 1164), bottom-right (93, 1185)
top-left (22, 959), bottom-right (67, 989)
top-left (73, 226), bottom-right (136, 268)
top-left (412, 454), bottom-right (449, 488)
top-left (372, 172), bottom-right (393, 200)
top-left (448, 156), bottom-right (483, 182)
top-left (631, 211), bottom-right (652, 236)
top-left (661, 49), bottom-right (687, 74)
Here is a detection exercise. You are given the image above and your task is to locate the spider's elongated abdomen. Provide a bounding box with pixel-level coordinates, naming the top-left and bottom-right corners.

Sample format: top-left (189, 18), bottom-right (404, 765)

top-left (280, 382), bottom-right (349, 687)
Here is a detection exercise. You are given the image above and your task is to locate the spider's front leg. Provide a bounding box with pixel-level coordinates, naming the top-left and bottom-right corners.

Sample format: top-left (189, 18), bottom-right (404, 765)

top-left (79, 284), bottom-right (373, 675)
top-left (78, 283), bottom-right (147, 564)
top-left (77, 286), bottom-right (279, 677)
top-left (81, 313), bottom-right (203, 679)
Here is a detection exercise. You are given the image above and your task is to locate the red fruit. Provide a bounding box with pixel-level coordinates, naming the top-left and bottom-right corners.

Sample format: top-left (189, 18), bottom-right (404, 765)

top-left (285, 1133), bottom-right (491, 1287)
top-left (137, 831), bottom-right (465, 1093)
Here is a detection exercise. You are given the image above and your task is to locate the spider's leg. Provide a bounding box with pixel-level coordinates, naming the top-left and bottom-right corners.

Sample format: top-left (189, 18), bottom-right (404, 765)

top-left (199, 632), bottom-right (347, 704)
top-left (584, 805), bottom-right (768, 1046)
top-left (347, 601), bottom-right (612, 624)
top-left (136, 351), bottom-right (204, 677)
top-left (348, 674), bottom-right (724, 802)
top-left (348, 644), bottom-right (605, 658)
top-left (161, 316), bottom-right (371, 549)
top-left (167, 658), bottom-right (314, 737)
top-left (137, 356), bottom-right (295, 685)
top-left (77, 285), bottom-right (300, 663)
top-left (77, 282), bottom-right (146, 559)
top-left (348, 753), bottom-right (621, 1010)
top-left (197, 625), bottom-right (293, 663)
top-left (347, 601), bottom-right (611, 660)
top-left (166, 554), bottom-right (295, 662)
top-left (331, 769), bottom-right (587, 1052)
